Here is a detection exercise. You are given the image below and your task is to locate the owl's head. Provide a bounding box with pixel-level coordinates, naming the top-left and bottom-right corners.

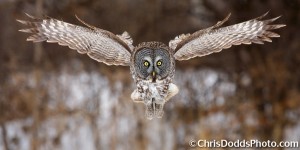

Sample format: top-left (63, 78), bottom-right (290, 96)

top-left (132, 42), bottom-right (174, 82)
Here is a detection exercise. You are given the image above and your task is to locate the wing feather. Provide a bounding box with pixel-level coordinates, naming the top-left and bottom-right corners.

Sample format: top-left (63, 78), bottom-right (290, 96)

top-left (17, 14), bottom-right (133, 66)
top-left (171, 12), bottom-right (286, 61)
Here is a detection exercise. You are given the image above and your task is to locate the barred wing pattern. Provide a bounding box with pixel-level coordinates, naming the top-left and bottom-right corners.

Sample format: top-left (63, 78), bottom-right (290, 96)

top-left (171, 12), bottom-right (286, 61)
top-left (17, 14), bottom-right (133, 66)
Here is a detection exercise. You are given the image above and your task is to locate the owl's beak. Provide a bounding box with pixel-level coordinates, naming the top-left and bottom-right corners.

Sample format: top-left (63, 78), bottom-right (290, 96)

top-left (152, 71), bottom-right (157, 82)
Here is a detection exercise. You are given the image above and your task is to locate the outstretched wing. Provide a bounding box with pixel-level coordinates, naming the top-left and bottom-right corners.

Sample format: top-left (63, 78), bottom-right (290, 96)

top-left (170, 12), bottom-right (286, 61)
top-left (17, 14), bottom-right (133, 66)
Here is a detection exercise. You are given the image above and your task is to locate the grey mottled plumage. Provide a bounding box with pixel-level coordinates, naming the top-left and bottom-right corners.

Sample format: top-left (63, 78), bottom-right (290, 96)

top-left (17, 12), bottom-right (285, 119)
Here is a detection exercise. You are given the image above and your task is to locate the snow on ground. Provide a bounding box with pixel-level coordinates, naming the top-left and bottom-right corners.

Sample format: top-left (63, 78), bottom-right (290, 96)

top-left (175, 69), bottom-right (236, 108)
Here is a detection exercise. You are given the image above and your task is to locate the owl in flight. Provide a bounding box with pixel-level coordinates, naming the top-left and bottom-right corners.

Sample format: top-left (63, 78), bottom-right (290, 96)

top-left (18, 12), bottom-right (285, 119)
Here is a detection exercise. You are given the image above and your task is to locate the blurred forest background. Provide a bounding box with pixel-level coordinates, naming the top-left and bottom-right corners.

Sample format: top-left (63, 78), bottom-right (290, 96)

top-left (0, 0), bottom-right (299, 150)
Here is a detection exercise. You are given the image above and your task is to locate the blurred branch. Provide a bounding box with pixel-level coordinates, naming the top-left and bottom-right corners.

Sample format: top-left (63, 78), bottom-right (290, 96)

top-left (1, 124), bottom-right (9, 150)
top-left (31, 1), bottom-right (43, 150)
top-left (34, 0), bottom-right (43, 64)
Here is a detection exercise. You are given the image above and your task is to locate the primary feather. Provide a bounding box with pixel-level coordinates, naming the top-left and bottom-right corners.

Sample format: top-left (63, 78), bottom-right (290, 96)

top-left (170, 12), bottom-right (286, 61)
top-left (17, 13), bottom-right (133, 66)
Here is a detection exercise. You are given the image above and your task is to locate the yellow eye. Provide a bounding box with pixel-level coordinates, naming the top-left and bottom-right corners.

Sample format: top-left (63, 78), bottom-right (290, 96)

top-left (144, 61), bottom-right (149, 67)
top-left (157, 61), bottom-right (162, 66)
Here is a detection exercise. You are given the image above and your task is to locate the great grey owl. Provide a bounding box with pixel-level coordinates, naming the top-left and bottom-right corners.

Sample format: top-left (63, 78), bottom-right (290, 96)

top-left (17, 12), bottom-right (285, 119)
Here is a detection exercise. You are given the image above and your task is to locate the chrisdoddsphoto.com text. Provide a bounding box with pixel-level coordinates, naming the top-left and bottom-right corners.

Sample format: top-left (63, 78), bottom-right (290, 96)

top-left (189, 139), bottom-right (299, 148)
